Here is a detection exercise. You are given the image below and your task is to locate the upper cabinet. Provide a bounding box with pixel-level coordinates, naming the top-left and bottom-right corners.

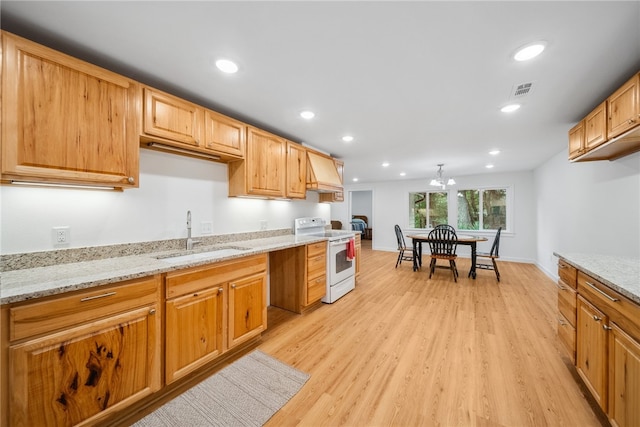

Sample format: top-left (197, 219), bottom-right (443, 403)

top-left (1, 31), bottom-right (140, 189)
top-left (286, 141), bottom-right (307, 199)
top-left (140, 86), bottom-right (245, 161)
top-left (570, 71), bottom-right (640, 162)
top-left (228, 126), bottom-right (286, 198)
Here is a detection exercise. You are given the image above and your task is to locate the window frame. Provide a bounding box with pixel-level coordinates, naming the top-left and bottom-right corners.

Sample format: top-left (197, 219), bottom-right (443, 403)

top-left (408, 190), bottom-right (450, 230)
top-left (456, 186), bottom-right (512, 232)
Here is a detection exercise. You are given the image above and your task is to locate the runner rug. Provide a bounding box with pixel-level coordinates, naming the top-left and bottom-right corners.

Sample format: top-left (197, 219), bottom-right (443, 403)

top-left (133, 350), bottom-right (310, 426)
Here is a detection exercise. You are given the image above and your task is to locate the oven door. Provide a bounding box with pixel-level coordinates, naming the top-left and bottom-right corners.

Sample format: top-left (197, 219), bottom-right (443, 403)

top-left (329, 237), bottom-right (356, 285)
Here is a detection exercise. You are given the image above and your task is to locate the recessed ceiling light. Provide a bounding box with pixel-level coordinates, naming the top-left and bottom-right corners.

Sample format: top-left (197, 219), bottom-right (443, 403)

top-left (300, 111), bottom-right (315, 119)
top-left (501, 104), bottom-right (521, 113)
top-left (342, 135), bottom-right (354, 142)
top-left (215, 59), bottom-right (238, 74)
top-left (400, 172), bottom-right (406, 177)
top-left (382, 162), bottom-right (390, 167)
top-left (514, 42), bottom-right (546, 61)
top-left (489, 150), bottom-right (500, 156)
top-left (353, 178), bottom-right (359, 182)
top-left (486, 164), bottom-right (495, 169)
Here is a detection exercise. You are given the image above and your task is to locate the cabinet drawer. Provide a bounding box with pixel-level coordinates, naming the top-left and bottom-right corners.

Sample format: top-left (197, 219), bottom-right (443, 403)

top-left (558, 314), bottom-right (576, 363)
top-left (166, 254), bottom-right (267, 298)
top-left (307, 241), bottom-right (327, 258)
top-left (577, 272), bottom-right (640, 342)
top-left (307, 253), bottom-right (326, 279)
top-left (558, 283), bottom-right (577, 327)
top-left (9, 275), bottom-right (160, 341)
top-left (306, 275), bottom-right (326, 305)
top-left (558, 259), bottom-right (577, 289)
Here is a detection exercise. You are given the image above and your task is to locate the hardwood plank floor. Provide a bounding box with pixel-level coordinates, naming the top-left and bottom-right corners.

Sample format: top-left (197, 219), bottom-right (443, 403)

top-left (260, 247), bottom-right (604, 427)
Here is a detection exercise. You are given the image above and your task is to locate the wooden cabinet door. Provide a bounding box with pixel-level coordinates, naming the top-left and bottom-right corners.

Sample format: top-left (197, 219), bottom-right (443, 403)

top-left (245, 127), bottom-right (286, 197)
top-left (10, 305), bottom-right (160, 426)
top-left (142, 87), bottom-right (203, 147)
top-left (228, 273), bottom-right (267, 348)
top-left (576, 295), bottom-right (608, 410)
top-left (1, 31), bottom-right (139, 188)
top-left (165, 287), bottom-right (224, 384)
top-left (286, 141), bottom-right (307, 199)
top-left (608, 73), bottom-right (639, 139)
top-left (608, 323), bottom-right (640, 427)
top-left (568, 120), bottom-right (585, 159)
top-left (585, 101), bottom-right (607, 151)
top-left (203, 109), bottom-right (245, 158)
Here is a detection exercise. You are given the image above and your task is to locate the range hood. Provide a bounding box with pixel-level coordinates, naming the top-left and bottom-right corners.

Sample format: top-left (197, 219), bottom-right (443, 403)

top-left (306, 151), bottom-right (343, 193)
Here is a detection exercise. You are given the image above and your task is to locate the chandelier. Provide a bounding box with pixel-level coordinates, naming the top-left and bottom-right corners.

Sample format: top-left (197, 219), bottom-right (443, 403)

top-left (429, 164), bottom-right (456, 189)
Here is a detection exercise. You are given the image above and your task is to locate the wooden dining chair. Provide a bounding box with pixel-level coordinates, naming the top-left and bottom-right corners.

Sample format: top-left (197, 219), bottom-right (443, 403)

top-left (427, 226), bottom-right (458, 282)
top-left (476, 227), bottom-right (502, 282)
top-left (394, 225), bottom-right (414, 268)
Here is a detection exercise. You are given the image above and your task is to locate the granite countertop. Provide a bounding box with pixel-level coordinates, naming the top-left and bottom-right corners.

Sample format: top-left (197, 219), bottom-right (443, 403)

top-left (554, 252), bottom-right (640, 305)
top-left (0, 234), bottom-right (327, 305)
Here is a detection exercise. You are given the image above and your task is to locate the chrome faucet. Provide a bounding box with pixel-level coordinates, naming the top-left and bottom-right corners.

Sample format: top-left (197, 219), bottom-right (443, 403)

top-left (186, 210), bottom-right (200, 250)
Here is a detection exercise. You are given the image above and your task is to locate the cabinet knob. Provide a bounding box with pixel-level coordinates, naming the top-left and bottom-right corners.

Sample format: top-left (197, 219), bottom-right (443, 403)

top-left (218, 287), bottom-right (224, 293)
top-left (231, 284), bottom-right (236, 289)
top-left (127, 177), bottom-right (135, 184)
top-left (149, 308), bottom-right (156, 315)
top-left (628, 119), bottom-right (636, 124)
top-left (603, 324), bottom-right (612, 331)
top-left (593, 315), bottom-right (601, 322)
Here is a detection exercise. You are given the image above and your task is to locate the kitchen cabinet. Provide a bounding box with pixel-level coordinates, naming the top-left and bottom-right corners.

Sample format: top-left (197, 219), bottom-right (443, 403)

top-left (141, 87), bottom-right (245, 161)
top-left (576, 294), bottom-right (608, 409)
top-left (164, 254), bottom-right (267, 383)
top-left (5, 276), bottom-right (161, 426)
top-left (270, 242), bottom-right (327, 314)
top-left (319, 159), bottom-right (345, 203)
top-left (557, 259), bottom-right (577, 362)
top-left (608, 73), bottom-right (639, 139)
top-left (305, 241), bottom-right (327, 306)
top-left (286, 141), bottom-right (307, 199)
top-left (569, 70), bottom-right (640, 162)
top-left (307, 148), bottom-right (343, 194)
top-left (228, 126), bottom-right (286, 198)
top-left (1, 31), bottom-right (140, 189)
top-left (574, 270), bottom-right (640, 427)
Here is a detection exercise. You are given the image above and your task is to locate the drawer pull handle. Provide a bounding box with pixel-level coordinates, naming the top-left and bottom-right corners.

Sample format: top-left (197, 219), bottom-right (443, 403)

top-left (603, 325), bottom-right (612, 331)
top-left (80, 291), bottom-right (116, 302)
top-left (558, 264), bottom-right (567, 269)
top-left (585, 281), bottom-right (619, 302)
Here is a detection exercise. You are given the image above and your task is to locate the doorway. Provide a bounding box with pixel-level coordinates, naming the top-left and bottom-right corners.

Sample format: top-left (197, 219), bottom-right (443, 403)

top-left (350, 190), bottom-right (373, 245)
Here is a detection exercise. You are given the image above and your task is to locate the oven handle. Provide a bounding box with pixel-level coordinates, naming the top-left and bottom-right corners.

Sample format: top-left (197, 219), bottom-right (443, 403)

top-left (330, 238), bottom-right (353, 246)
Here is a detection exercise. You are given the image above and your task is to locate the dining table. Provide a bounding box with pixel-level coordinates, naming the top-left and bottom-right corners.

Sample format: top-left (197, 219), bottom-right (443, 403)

top-left (407, 233), bottom-right (489, 279)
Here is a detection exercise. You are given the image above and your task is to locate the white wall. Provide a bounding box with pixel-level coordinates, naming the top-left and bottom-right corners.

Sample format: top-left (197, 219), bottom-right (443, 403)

top-left (0, 149), bottom-right (329, 254)
top-left (333, 170), bottom-right (537, 263)
top-left (534, 150), bottom-right (640, 277)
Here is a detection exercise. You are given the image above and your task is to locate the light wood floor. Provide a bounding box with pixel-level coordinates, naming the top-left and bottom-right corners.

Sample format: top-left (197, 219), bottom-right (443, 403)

top-left (259, 246), bottom-right (605, 426)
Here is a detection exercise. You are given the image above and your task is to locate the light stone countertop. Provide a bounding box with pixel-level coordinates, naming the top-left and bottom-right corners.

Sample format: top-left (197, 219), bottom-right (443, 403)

top-left (553, 252), bottom-right (640, 305)
top-left (0, 234), bottom-right (327, 305)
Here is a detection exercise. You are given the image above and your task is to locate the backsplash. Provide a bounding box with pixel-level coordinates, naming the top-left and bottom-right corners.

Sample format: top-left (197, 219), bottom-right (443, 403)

top-left (1, 228), bottom-right (291, 272)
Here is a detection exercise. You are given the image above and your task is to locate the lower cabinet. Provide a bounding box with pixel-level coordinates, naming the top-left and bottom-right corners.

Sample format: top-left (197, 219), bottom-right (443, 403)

top-left (355, 233), bottom-right (362, 278)
top-left (164, 254), bottom-right (267, 383)
top-left (6, 276), bottom-right (161, 427)
top-left (573, 270), bottom-right (640, 427)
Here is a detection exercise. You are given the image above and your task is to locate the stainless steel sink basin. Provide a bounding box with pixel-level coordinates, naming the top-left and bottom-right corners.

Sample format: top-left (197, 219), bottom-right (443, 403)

top-left (156, 246), bottom-right (251, 264)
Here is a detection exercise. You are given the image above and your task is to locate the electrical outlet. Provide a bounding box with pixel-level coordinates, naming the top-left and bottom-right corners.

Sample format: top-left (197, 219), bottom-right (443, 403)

top-left (201, 221), bottom-right (213, 235)
top-left (259, 220), bottom-right (268, 231)
top-left (52, 226), bottom-right (70, 246)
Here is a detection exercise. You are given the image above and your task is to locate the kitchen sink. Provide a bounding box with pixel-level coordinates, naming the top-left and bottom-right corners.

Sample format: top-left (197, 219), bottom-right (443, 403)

top-left (156, 246), bottom-right (252, 264)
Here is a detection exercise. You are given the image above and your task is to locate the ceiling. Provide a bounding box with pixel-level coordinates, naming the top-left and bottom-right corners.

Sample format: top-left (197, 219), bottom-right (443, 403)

top-left (2, 1), bottom-right (640, 184)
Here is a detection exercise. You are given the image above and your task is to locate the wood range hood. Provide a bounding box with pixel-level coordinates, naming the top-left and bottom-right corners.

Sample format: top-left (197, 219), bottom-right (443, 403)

top-left (306, 150), bottom-right (343, 193)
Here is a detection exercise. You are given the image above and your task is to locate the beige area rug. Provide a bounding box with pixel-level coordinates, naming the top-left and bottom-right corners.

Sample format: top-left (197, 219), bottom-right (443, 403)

top-left (134, 350), bottom-right (309, 426)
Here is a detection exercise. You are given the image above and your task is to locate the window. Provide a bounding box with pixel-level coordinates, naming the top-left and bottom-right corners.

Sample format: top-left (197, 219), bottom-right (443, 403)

top-left (457, 188), bottom-right (507, 230)
top-left (409, 191), bottom-right (448, 228)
